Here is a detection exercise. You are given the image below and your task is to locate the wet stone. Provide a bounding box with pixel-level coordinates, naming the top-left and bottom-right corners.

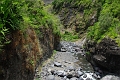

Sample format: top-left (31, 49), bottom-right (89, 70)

top-left (61, 47), bottom-right (67, 52)
top-left (77, 71), bottom-right (84, 77)
top-left (63, 76), bottom-right (67, 79)
top-left (50, 64), bottom-right (54, 67)
top-left (54, 62), bottom-right (62, 67)
top-left (67, 72), bottom-right (73, 78)
top-left (92, 73), bottom-right (99, 79)
top-left (67, 66), bottom-right (75, 71)
top-left (51, 70), bottom-right (55, 75)
top-left (83, 74), bottom-right (87, 78)
top-left (46, 75), bottom-right (55, 80)
top-left (56, 70), bottom-right (66, 77)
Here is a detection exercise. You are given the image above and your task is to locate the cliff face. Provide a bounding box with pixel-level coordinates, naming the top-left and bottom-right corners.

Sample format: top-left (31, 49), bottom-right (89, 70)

top-left (0, 28), bottom-right (60, 80)
top-left (39, 27), bottom-right (60, 61)
top-left (85, 38), bottom-right (120, 72)
top-left (52, 0), bottom-right (101, 37)
top-left (85, 0), bottom-right (120, 72)
top-left (0, 0), bottom-right (61, 79)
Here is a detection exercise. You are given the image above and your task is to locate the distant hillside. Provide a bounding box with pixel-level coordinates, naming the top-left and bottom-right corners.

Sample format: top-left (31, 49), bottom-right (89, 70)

top-left (53, 0), bottom-right (120, 45)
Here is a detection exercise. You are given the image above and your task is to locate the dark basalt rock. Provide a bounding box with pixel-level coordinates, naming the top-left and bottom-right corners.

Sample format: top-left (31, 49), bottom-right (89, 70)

top-left (66, 72), bottom-right (73, 78)
top-left (85, 38), bottom-right (120, 72)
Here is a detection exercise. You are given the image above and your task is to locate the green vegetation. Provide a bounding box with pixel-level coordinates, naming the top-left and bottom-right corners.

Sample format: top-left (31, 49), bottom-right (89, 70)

top-left (52, 0), bottom-right (103, 13)
top-left (61, 31), bottom-right (79, 41)
top-left (87, 0), bottom-right (120, 45)
top-left (52, 0), bottom-right (102, 41)
top-left (0, 0), bottom-right (22, 51)
top-left (0, 0), bottom-right (60, 51)
top-left (53, 0), bottom-right (120, 45)
top-left (86, 51), bottom-right (90, 55)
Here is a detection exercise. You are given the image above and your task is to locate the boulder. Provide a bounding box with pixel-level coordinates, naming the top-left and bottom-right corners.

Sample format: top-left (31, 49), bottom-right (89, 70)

top-left (85, 38), bottom-right (120, 71)
top-left (100, 75), bottom-right (120, 80)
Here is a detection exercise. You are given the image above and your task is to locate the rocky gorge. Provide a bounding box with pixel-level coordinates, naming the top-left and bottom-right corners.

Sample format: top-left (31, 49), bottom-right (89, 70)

top-left (34, 41), bottom-right (120, 80)
top-left (52, 0), bottom-right (120, 78)
top-left (34, 41), bottom-right (99, 80)
top-left (0, 0), bottom-right (120, 80)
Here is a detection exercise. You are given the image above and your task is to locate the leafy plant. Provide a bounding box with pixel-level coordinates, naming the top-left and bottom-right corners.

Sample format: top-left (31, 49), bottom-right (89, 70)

top-left (86, 51), bottom-right (90, 55)
top-left (87, 0), bottom-right (120, 45)
top-left (0, 0), bottom-right (23, 51)
top-left (0, 0), bottom-right (61, 51)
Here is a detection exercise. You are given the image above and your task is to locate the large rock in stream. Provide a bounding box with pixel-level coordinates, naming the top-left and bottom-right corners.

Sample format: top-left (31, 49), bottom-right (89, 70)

top-left (85, 38), bottom-right (120, 72)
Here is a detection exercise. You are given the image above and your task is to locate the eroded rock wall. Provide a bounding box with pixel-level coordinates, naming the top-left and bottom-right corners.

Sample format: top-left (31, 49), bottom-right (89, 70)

top-left (53, 0), bottom-right (101, 37)
top-left (0, 28), bottom-right (60, 80)
top-left (85, 38), bottom-right (120, 72)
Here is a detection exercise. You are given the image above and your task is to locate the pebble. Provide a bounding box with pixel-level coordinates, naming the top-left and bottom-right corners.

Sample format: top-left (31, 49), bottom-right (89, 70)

top-left (56, 70), bottom-right (66, 77)
top-left (54, 62), bottom-right (62, 67)
top-left (77, 71), bottom-right (84, 77)
top-left (67, 72), bottom-right (73, 78)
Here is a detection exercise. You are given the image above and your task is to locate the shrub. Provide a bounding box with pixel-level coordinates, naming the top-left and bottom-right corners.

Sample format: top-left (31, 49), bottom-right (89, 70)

top-left (87, 0), bottom-right (120, 45)
top-left (0, 0), bottom-right (61, 51)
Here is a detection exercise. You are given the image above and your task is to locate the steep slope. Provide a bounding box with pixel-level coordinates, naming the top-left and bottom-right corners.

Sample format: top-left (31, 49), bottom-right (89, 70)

top-left (52, 0), bottom-right (102, 38)
top-left (0, 0), bottom-right (60, 80)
